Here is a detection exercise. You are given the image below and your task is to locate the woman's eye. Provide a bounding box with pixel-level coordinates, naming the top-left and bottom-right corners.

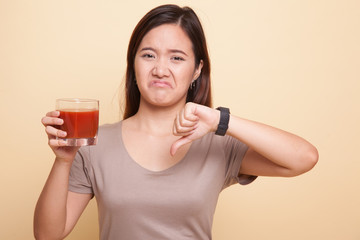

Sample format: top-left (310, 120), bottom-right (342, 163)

top-left (172, 56), bottom-right (185, 61)
top-left (142, 54), bottom-right (154, 59)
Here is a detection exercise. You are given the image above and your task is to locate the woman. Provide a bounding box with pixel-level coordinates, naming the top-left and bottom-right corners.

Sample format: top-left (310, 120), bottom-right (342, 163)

top-left (34, 4), bottom-right (318, 240)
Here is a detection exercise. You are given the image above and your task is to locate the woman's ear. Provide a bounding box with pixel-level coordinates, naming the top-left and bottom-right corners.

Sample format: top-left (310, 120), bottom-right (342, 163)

top-left (193, 60), bottom-right (203, 80)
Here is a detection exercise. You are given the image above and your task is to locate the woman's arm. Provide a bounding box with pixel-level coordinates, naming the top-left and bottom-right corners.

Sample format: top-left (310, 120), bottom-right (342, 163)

top-left (171, 103), bottom-right (318, 177)
top-left (227, 116), bottom-right (318, 177)
top-left (34, 161), bottom-right (92, 239)
top-left (34, 111), bottom-right (92, 239)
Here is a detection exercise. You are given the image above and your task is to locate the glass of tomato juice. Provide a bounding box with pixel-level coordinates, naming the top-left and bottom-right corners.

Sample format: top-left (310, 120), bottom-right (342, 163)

top-left (56, 98), bottom-right (99, 146)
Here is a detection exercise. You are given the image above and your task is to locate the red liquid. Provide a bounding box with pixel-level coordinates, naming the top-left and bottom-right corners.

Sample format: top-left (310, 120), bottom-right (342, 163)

top-left (59, 109), bottom-right (99, 138)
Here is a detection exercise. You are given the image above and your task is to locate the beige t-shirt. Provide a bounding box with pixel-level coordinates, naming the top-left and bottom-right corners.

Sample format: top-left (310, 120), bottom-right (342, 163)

top-left (69, 121), bottom-right (256, 240)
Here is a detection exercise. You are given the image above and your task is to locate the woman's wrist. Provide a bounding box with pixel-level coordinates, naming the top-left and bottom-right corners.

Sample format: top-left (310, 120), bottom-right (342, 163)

top-left (54, 157), bottom-right (74, 168)
top-left (214, 107), bottom-right (230, 136)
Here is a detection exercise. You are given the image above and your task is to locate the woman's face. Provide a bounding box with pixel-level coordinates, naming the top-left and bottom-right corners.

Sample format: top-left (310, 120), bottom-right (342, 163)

top-left (134, 24), bottom-right (203, 108)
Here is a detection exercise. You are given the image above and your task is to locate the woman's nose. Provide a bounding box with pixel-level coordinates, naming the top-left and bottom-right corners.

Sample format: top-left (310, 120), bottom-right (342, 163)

top-left (152, 59), bottom-right (170, 77)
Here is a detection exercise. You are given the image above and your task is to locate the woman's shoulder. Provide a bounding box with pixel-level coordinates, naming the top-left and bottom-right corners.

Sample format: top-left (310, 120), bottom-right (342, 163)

top-left (95, 121), bottom-right (123, 145)
top-left (98, 121), bottom-right (122, 135)
top-left (78, 121), bottom-right (123, 159)
top-left (99, 120), bottom-right (122, 130)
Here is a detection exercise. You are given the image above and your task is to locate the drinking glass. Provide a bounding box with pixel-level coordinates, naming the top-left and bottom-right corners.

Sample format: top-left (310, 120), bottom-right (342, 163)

top-left (55, 98), bottom-right (99, 146)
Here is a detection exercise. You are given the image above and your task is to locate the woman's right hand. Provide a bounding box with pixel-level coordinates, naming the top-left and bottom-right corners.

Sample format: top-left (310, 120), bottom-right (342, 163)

top-left (41, 111), bottom-right (80, 163)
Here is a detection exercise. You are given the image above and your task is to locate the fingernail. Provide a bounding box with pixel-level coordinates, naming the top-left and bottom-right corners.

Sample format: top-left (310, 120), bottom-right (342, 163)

top-left (60, 131), bottom-right (67, 137)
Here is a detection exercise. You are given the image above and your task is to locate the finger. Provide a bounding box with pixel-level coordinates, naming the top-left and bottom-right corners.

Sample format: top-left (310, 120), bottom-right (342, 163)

top-left (183, 104), bottom-right (199, 122)
top-left (49, 138), bottom-right (68, 147)
top-left (42, 115), bottom-right (63, 127)
top-left (46, 110), bottom-right (60, 117)
top-left (45, 125), bottom-right (67, 138)
top-left (170, 136), bottom-right (192, 156)
top-left (179, 110), bottom-right (198, 128)
top-left (173, 115), bottom-right (197, 135)
top-left (174, 108), bottom-right (198, 131)
top-left (173, 126), bottom-right (196, 136)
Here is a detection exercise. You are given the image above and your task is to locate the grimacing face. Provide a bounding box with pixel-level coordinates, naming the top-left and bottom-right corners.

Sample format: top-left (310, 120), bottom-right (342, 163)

top-left (134, 24), bottom-right (203, 108)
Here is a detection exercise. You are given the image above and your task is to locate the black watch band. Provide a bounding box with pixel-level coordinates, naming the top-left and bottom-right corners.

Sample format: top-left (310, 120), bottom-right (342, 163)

top-left (215, 107), bottom-right (230, 136)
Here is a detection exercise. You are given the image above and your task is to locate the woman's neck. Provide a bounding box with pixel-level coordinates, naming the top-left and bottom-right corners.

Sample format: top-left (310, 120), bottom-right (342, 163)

top-left (126, 100), bottom-right (185, 137)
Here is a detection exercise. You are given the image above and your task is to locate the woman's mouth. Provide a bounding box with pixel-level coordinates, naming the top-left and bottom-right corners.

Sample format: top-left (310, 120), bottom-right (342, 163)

top-left (150, 80), bottom-right (172, 88)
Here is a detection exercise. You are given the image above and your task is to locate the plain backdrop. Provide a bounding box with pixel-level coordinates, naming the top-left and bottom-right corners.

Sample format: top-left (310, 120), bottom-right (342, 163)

top-left (1, 0), bottom-right (359, 239)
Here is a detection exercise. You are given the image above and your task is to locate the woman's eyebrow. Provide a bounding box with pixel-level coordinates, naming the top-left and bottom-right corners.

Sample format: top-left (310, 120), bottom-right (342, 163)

top-left (139, 47), bottom-right (155, 52)
top-left (169, 49), bottom-right (188, 56)
top-left (139, 47), bottom-right (188, 56)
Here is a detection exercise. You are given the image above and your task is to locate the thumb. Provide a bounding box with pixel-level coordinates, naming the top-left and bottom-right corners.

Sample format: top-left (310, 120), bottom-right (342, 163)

top-left (170, 136), bottom-right (192, 156)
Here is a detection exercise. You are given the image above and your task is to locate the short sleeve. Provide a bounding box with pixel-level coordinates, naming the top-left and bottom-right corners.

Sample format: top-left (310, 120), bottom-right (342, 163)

top-left (222, 135), bottom-right (257, 189)
top-left (68, 147), bottom-right (94, 195)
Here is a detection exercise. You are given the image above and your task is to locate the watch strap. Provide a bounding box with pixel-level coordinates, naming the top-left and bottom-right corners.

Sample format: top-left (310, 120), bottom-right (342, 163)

top-left (215, 107), bottom-right (230, 136)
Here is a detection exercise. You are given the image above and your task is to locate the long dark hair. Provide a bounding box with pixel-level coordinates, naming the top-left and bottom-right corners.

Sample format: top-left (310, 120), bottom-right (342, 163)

top-left (123, 4), bottom-right (212, 119)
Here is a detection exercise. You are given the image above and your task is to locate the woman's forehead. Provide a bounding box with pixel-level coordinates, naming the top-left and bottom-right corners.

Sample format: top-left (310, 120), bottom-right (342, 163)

top-left (139, 24), bottom-right (193, 53)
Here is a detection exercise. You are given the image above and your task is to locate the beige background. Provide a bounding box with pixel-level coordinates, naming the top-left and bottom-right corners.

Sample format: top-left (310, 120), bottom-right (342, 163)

top-left (1, 0), bottom-right (359, 239)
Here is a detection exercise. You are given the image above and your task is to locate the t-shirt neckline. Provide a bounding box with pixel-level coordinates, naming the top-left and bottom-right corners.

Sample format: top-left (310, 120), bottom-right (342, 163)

top-left (117, 121), bottom-right (196, 175)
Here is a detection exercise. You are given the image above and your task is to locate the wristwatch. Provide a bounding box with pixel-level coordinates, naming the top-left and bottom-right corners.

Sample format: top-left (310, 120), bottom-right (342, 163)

top-left (215, 107), bottom-right (230, 136)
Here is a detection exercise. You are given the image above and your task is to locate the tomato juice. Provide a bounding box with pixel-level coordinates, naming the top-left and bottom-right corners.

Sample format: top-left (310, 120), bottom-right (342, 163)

top-left (58, 109), bottom-right (99, 138)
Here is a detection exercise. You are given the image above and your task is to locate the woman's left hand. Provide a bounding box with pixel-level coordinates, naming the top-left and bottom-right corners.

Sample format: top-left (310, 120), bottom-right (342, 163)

top-left (171, 102), bottom-right (219, 156)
